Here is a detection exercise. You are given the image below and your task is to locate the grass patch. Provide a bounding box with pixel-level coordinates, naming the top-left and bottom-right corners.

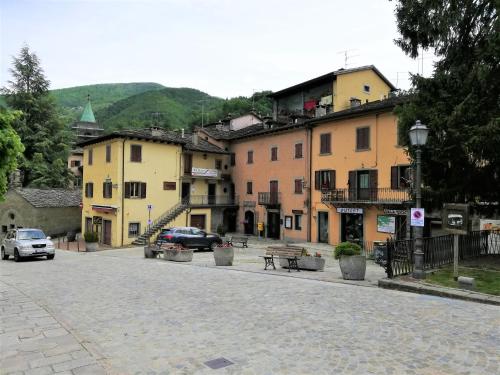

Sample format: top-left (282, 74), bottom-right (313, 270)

top-left (426, 266), bottom-right (500, 296)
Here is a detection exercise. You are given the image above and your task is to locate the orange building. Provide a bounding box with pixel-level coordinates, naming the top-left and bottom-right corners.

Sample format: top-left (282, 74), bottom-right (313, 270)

top-left (309, 98), bottom-right (411, 249)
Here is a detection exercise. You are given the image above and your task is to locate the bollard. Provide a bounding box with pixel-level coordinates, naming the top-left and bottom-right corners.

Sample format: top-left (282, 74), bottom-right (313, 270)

top-left (457, 276), bottom-right (475, 291)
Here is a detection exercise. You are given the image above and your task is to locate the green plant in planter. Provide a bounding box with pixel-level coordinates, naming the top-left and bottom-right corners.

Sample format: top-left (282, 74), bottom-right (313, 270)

top-left (84, 231), bottom-right (99, 243)
top-left (334, 242), bottom-right (362, 259)
top-left (216, 224), bottom-right (226, 237)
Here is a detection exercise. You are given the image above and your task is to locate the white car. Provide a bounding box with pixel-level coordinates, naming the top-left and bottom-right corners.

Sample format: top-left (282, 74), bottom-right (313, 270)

top-left (1, 228), bottom-right (55, 262)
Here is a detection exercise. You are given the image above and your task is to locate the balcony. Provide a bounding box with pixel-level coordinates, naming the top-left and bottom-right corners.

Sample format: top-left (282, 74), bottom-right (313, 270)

top-left (321, 188), bottom-right (410, 205)
top-left (185, 195), bottom-right (239, 207)
top-left (258, 192), bottom-right (281, 207)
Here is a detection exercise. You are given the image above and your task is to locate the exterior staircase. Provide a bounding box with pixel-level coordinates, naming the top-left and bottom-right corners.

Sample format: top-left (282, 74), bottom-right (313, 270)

top-left (131, 202), bottom-right (188, 246)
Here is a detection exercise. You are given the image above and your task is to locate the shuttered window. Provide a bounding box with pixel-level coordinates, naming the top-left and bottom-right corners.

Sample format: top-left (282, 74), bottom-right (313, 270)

top-left (247, 181), bottom-right (253, 194)
top-left (320, 133), bottom-right (331, 154)
top-left (88, 149), bottom-right (93, 165)
top-left (124, 182), bottom-right (147, 198)
top-left (106, 144), bottom-right (111, 163)
top-left (295, 143), bottom-right (303, 158)
top-left (247, 150), bottom-right (254, 164)
top-left (271, 147), bottom-right (278, 161)
top-left (130, 145), bottom-right (142, 162)
top-left (391, 165), bottom-right (411, 189)
top-left (294, 179), bottom-right (303, 194)
top-left (85, 182), bottom-right (94, 198)
top-left (230, 153), bottom-right (236, 166)
top-left (103, 182), bottom-right (112, 198)
top-left (356, 127), bottom-right (370, 150)
top-left (314, 170), bottom-right (335, 190)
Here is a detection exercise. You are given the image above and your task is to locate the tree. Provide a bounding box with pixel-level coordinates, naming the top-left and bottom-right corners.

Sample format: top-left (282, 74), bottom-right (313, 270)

top-left (1, 46), bottom-right (73, 188)
top-left (0, 110), bottom-right (25, 200)
top-left (393, 0), bottom-right (500, 209)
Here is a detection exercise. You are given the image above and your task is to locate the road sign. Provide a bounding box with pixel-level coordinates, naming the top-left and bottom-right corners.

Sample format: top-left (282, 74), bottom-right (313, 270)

top-left (147, 219), bottom-right (152, 225)
top-left (411, 208), bottom-right (425, 227)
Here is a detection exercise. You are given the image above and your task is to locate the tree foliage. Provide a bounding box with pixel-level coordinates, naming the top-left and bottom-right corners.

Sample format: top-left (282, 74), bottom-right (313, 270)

top-left (0, 110), bottom-right (24, 200)
top-left (393, 0), bottom-right (500, 208)
top-left (1, 46), bottom-right (73, 188)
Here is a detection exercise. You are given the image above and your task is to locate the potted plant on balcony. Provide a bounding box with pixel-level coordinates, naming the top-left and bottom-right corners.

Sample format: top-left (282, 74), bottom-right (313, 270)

top-left (213, 242), bottom-right (234, 266)
top-left (334, 242), bottom-right (366, 280)
top-left (84, 231), bottom-right (99, 252)
top-left (162, 243), bottom-right (193, 262)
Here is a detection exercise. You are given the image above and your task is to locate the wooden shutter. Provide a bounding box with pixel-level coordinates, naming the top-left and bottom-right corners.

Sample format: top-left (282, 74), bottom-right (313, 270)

top-left (348, 171), bottom-right (356, 200)
top-left (369, 170), bottom-right (378, 200)
top-left (85, 183), bottom-right (88, 198)
top-left (140, 182), bottom-right (147, 198)
top-left (315, 171), bottom-right (320, 190)
top-left (391, 166), bottom-right (399, 189)
top-left (103, 182), bottom-right (106, 198)
top-left (330, 170), bottom-right (336, 190)
top-left (230, 153), bottom-right (235, 166)
top-left (90, 183), bottom-right (93, 198)
top-left (124, 182), bottom-right (131, 198)
top-left (295, 143), bottom-right (302, 158)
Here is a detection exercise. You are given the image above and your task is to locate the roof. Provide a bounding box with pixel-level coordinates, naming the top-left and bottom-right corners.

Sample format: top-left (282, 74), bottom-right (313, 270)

top-left (77, 128), bottom-right (227, 154)
top-left (200, 121), bottom-right (306, 142)
top-left (269, 65), bottom-right (397, 98)
top-left (80, 99), bottom-right (96, 123)
top-left (16, 188), bottom-right (82, 208)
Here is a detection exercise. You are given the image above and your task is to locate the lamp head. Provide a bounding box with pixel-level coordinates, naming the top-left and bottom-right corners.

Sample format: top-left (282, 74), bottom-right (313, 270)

top-left (409, 120), bottom-right (429, 146)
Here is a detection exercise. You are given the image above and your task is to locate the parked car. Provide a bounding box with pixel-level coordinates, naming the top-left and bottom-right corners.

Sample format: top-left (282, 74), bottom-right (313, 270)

top-left (156, 227), bottom-right (222, 250)
top-left (1, 228), bottom-right (55, 262)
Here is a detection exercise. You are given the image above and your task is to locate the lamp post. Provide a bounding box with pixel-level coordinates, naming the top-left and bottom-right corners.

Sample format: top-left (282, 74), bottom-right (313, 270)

top-left (409, 120), bottom-right (429, 279)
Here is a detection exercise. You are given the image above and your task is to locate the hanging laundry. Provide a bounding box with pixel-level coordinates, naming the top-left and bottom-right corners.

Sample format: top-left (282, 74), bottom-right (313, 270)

top-left (319, 95), bottom-right (333, 106)
top-left (304, 100), bottom-right (317, 111)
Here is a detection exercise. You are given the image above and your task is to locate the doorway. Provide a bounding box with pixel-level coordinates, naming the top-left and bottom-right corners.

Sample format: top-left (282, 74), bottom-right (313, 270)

top-left (190, 214), bottom-right (206, 230)
top-left (103, 220), bottom-right (112, 245)
top-left (208, 183), bottom-right (216, 205)
top-left (267, 212), bottom-right (280, 239)
top-left (318, 212), bottom-right (329, 243)
top-left (341, 213), bottom-right (363, 247)
top-left (269, 180), bottom-right (279, 205)
top-left (223, 209), bottom-right (237, 232)
top-left (244, 211), bottom-right (255, 235)
top-left (182, 182), bottom-right (190, 204)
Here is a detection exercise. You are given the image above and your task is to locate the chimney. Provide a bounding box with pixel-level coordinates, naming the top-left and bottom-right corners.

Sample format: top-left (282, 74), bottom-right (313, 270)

top-left (181, 128), bottom-right (185, 138)
top-left (192, 133), bottom-right (199, 145)
top-left (151, 127), bottom-right (162, 137)
top-left (350, 97), bottom-right (362, 108)
top-left (9, 169), bottom-right (22, 189)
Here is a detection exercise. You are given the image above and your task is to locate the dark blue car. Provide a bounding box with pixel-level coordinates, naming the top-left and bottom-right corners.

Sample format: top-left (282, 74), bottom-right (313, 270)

top-left (156, 227), bottom-right (222, 250)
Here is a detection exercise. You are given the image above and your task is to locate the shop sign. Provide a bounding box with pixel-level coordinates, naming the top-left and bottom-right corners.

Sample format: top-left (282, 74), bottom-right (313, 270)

top-left (377, 215), bottom-right (396, 234)
top-left (337, 207), bottom-right (363, 214)
top-left (410, 208), bottom-right (425, 227)
top-left (480, 219), bottom-right (500, 231)
top-left (384, 209), bottom-right (408, 216)
top-left (191, 167), bottom-right (218, 178)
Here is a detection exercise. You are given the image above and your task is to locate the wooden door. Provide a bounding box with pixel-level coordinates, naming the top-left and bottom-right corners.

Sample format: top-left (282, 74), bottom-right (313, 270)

top-left (190, 215), bottom-right (206, 230)
top-left (269, 180), bottom-right (279, 205)
top-left (103, 220), bottom-right (112, 245)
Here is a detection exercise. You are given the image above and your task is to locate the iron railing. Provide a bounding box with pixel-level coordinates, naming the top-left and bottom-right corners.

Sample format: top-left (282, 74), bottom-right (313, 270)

top-left (321, 188), bottom-right (410, 204)
top-left (184, 195), bottom-right (239, 206)
top-left (258, 192), bottom-right (281, 206)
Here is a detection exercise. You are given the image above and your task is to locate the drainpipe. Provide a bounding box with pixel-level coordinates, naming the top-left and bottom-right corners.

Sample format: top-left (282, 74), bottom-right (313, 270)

top-left (306, 125), bottom-right (312, 242)
top-left (121, 139), bottom-right (125, 246)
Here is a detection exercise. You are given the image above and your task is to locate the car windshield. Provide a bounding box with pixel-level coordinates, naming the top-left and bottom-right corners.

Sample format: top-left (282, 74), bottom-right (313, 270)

top-left (18, 230), bottom-right (46, 240)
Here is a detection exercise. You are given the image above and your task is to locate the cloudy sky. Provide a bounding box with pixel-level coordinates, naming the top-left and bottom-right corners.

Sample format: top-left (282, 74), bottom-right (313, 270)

top-left (1, 0), bottom-right (436, 98)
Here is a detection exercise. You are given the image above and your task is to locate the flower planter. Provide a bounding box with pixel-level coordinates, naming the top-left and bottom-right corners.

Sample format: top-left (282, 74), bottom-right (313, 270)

top-left (213, 247), bottom-right (234, 266)
top-left (163, 248), bottom-right (193, 262)
top-left (85, 242), bottom-right (99, 252)
top-left (279, 256), bottom-right (325, 271)
top-left (339, 255), bottom-right (366, 280)
top-left (144, 246), bottom-right (156, 258)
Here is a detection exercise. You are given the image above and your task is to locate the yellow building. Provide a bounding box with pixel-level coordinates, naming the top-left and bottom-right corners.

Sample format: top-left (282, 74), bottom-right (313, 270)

top-left (309, 97), bottom-right (411, 250)
top-left (79, 128), bottom-right (235, 247)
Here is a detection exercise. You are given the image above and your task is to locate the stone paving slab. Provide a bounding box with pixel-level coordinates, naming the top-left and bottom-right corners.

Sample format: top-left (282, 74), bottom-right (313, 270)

top-left (1, 249), bottom-right (499, 374)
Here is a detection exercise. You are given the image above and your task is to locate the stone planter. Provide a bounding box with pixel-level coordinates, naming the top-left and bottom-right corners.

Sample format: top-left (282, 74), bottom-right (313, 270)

top-left (163, 248), bottom-right (193, 262)
top-left (85, 242), bottom-right (99, 252)
top-left (144, 246), bottom-right (156, 258)
top-left (339, 255), bottom-right (366, 280)
top-left (213, 247), bottom-right (234, 266)
top-left (279, 256), bottom-right (325, 271)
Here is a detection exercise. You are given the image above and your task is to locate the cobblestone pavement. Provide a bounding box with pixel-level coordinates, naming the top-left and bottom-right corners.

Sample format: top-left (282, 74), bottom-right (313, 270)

top-left (1, 249), bottom-right (499, 375)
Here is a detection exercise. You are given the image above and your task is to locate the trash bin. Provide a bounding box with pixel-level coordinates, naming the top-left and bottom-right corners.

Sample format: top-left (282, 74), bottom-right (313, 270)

top-left (373, 241), bottom-right (387, 266)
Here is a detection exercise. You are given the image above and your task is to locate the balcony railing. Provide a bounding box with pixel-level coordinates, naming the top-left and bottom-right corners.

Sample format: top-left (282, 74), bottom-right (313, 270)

top-left (184, 195), bottom-right (239, 207)
top-left (321, 188), bottom-right (410, 205)
top-left (258, 192), bottom-right (281, 206)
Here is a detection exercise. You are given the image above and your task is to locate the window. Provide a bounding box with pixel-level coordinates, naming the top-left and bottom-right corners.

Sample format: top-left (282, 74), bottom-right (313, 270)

top-left (1, 225), bottom-right (7, 234)
top-left (295, 143), bottom-right (303, 159)
top-left (103, 181), bottom-right (112, 198)
top-left (85, 217), bottom-right (92, 233)
top-left (106, 144), bottom-right (111, 163)
top-left (247, 150), bottom-right (253, 164)
top-left (130, 144), bottom-right (142, 162)
top-left (230, 153), bottom-right (236, 166)
top-left (88, 149), bottom-right (93, 165)
top-left (391, 165), bottom-right (411, 189)
top-left (314, 170), bottom-right (336, 190)
top-left (183, 154), bottom-right (192, 174)
top-left (294, 179), bottom-right (303, 194)
top-left (284, 216), bottom-right (292, 229)
top-left (128, 222), bottom-right (140, 237)
top-left (363, 84), bottom-right (371, 93)
top-left (70, 160), bottom-right (81, 167)
top-left (294, 215), bottom-right (302, 230)
top-left (356, 127), bottom-right (370, 150)
top-left (320, 133), bottom-right (331, 154)
top-left (125, 182), bottom-right (147, 198)
top-left (85, 182), bottom-right (94, 198)
top-left (247, 181), bottom-right (253, 194)
top-left (215, 159), bottom-right (222, 170)
top-left (271, 146), bottom-right (278, 161)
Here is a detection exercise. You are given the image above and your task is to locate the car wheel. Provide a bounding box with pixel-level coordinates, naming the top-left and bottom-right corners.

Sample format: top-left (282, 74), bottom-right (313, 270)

top-left (210, 241), bottom-right (218, 251)
top-left (14, 249), bottom-right (21, 262)
top-left (1, 247), bottom-right (8, 260)
top-left (47, 254), bottom-right (55, 260)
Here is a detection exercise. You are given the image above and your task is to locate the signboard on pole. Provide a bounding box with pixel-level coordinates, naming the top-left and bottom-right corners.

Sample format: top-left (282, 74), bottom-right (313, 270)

top-left (147, 204), bottom-right (152, 211)
top-left (410, 208), bottom-right (425, 227)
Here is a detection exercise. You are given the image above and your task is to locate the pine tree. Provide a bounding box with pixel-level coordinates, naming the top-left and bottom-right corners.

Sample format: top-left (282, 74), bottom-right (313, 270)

top-left (0, 110), bottom-right (25, 200)
top-left (393, 0), bottom-right (500, 208)
top-left (1, 46), bottom-right (73, 188)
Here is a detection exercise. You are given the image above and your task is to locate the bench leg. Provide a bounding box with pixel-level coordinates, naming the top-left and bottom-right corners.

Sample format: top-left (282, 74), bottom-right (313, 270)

top-left (287, 257), bottom-right (300, 272)
top-left (263, 256), bottom-right (276, 270)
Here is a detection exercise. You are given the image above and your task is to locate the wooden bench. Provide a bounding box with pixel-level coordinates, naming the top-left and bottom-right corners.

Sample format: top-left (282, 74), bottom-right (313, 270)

top-left (227, 235), bottom-right (249, 248)
top-left (260, 246), bottom-right (303, 272)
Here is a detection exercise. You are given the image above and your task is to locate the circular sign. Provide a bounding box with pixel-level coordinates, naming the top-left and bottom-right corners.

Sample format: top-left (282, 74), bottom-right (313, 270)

top-left (413, 210), bottom-right (422, 219)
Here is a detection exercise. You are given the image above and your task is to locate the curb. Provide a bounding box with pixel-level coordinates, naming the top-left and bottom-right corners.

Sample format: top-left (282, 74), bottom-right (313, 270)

top-left (378, 278), bottom-right (500, 306)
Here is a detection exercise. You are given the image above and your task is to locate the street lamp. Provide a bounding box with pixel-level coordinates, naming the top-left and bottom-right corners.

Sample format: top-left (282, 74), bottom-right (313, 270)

top-left (409, 120), bottom-right (429, 279)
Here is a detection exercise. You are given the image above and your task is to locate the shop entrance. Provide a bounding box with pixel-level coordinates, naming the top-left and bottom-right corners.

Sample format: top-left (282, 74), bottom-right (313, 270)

top-left (318, 212), bottom-right (329, 243)
top-left (267, 212), bottom-right (280, 239)
top-left (244, 211), bottom-right (255, 235)
top-left (103, 220), bottom-right (112, 245)
top-left (341, 213), bottom-right (364, 247)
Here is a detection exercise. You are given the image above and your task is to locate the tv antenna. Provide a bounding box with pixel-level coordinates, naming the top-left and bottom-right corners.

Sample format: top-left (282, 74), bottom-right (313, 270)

top-left (197, 99), bottom-right (210, 127)
top-left (337, 49), bottom-right (359, 68)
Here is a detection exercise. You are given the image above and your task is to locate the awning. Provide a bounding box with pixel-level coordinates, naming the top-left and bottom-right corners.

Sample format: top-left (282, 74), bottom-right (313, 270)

top-left (91, 205), bottom-right (118, 214)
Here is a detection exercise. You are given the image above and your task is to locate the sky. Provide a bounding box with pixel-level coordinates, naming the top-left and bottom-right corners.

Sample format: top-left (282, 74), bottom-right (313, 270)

top-left (0, 0), bottom-right (436, 98)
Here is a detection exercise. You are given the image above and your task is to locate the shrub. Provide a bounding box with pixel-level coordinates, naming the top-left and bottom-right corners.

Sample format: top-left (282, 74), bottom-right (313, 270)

top-left (84, 231), bottom-right (99, 243)
top-left (334, 242), bottom-right (362, 259)
top-left (216, 224), bottom-right (226, 236)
